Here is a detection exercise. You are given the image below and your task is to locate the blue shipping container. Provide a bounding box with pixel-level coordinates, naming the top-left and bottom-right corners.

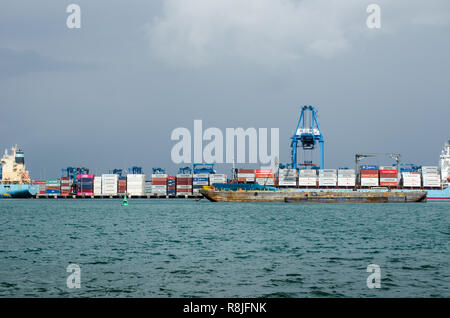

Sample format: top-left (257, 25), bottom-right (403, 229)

top-left (361, 165), bottom-right (378, 170)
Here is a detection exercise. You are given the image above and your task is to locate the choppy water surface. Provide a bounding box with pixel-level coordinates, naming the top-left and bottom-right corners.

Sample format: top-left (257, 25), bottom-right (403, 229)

top-left (0, 199), bottom-right (449, 297)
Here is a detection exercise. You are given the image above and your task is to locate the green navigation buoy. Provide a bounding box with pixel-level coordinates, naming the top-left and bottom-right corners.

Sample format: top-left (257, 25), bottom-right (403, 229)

top-left (121, 194), bottom-right (128, 206)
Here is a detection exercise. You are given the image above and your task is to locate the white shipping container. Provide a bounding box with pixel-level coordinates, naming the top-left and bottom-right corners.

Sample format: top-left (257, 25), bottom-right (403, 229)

top-left (380, 178), bottom-right (398, 182)
top-left (279, 169), bottom-right (297, 176)
top-left (361, 178), bottom-right (379, 186)
top-left (101, 174), bottom-right (118, 194)
top-left (176, 185), bottom-right (193, 189)
top-left (151, 174), bottom-right (168, 178)
top-left (255, 178), bottom-right (275, 185)
top-left (298, 178), bottom-right (317, 186)
top-left (237, 173), bottom-right (256, 178)
top-left (176, 174), bottom-right (192, 178)
top-left (193, 173), bottom-right (209, 178)
top-left (279, 180), bottom-right (297, 186)
top-left (337, 178), bottom-right (356, 187)
top-left (193, 181), bottom-right (208, 186)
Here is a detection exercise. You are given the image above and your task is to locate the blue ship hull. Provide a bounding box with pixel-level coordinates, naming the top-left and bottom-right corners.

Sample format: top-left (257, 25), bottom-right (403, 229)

top-left (0, 184), bottom-right (38, 198)
top-left (427, 187), bottom-right (450, 201)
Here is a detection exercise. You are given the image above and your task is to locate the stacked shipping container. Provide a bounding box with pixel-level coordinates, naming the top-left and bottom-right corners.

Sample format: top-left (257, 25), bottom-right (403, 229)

top-left (298, 169), bottom-right (317, 187)
top-left (46, 180), bottom-right (61, 195)
top-left (278, 169), bottom-right (297, 186)
top-left (379, 166), bottom-right (398, 187)
top-left (176, 174), bottom-right (192, 195)
top-left (60, 177), bottom-right (71, 195)
top-left (102, 174), bottom-right (118, 195)
top-left (318, 169), bottom-right (337, 187)
top-left (93, 176), bottom-right (102, 195)
top-left (151, 174), bottom-right (167, 195)
top-left (209, 174), bottom-right (227, 185)
top-left (127, 174), bottom-right (145, 195)
top-left (237, 169), bottom-right (255, 183)
top-left (35, 180), bottom-right (46, 195)
top-left (167, 176), bottom-right (176, 195)
top-left (337, 169), bottom-right (356, 187)
top-left (118, 176), bottom-right (127, 194)
top-left (402, 172), bottom-right (421, 187)
top-left (255, 169), bottom-right (275, 185)
top-left (193, 173), bottom-right (209, 194)
top-left (77, 174), bottom-right (94, 195)
top-left (360, 165), bottom-right (379, 187)
top-left (422, 166), bottom-right (441, 188)
top-left (145, 180), bottom-right (152, 194)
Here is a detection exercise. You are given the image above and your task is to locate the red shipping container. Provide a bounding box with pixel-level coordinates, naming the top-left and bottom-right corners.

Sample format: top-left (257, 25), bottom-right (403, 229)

top-left (380, 182), bottom-right (398, 187)
top-left (256, 169), bottom-right (273, 174)
top-left (380, 170), bottom-right (397, 174)
top-left (237, 169), bottom-right (255, 173)
top-left (152, 179), bottom-right (167, 185)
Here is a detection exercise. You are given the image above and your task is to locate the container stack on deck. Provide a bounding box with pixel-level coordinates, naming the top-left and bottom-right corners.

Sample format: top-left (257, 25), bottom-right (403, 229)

top-left (209, 173), bottom-right (227, 185)
top-left (379, 166), bottom-right (398, 187)
top-left (298, 169), bottom-right (317, 187)
top-left (127, 174), bottom-right (145, 196)
top-left (167, 176), bottom-right (176, 195)
top-left (337, 169), bottom-right (356, 187)
top-left (402, 171), bottom-right (421, 188)
top-left (193, 173), bottom-right (209, 194)
top-left (35, 180), bottom-right (46, 195)
top-left (176, 173), bottom-right (192, 195)
top-left (422, 166), bottom-right (441, 188)
top-left (93, 176), bottom-right (102, 195)
top-left (151, 174), bottom-right (167, 195)
top-left (278, 169), bottom-right (297, 186)
top-left (77, 174), bottom-right (94, 196)
top-left (117, 176), bottom-right (127, 194)
top-left (46, 180), bottom-right (61, 195)
top-left (255, 169), bottom-right (275, 185)
top-left (145, 180), bottom-right (152, 194)
top-left (318, 169), bottom-right (337, 187)
top-left (360, 165), bottom-right (379, 187)
top-left (237, 169), bottom-right (255, 183)
top-left (102, 174), bottom-right (118, 195)
top-left (60, 177), bottom-right (71, 196)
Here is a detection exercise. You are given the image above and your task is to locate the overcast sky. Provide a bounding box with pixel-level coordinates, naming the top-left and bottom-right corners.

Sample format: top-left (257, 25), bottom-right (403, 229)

top-left (1, 0), bottom-right (449, 178)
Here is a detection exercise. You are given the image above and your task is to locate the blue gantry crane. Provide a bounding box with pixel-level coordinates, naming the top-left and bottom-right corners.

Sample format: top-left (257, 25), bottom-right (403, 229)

top-left (152, 167), bottom-right (166, 175)
top-left (193, 163), bottom-right (216, 174)
top-left (128, 166), bottom-right (143, 174)
top-left (178, 166), bottom-right (192, 175)
top-left (61, 166), bottom-right (90, 194)
top-left (291, 106), bottom-right (324, 170)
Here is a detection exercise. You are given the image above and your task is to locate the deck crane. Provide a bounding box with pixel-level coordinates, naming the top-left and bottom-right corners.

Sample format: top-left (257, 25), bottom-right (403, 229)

top-left (291, 106), bottom-right (324, 170)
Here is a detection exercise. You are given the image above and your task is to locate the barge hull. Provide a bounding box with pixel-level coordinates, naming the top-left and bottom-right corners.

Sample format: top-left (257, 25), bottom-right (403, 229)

top-left (200, 189), bottom-right (427, 203)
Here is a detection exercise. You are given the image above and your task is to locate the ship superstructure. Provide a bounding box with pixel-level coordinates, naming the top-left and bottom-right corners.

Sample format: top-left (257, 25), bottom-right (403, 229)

top-left (1, 146), bottom-right (32, 184)
top-left (0, 146), bottom-right (36, 198)
top-left (439, 140), bottom-right (450, 188)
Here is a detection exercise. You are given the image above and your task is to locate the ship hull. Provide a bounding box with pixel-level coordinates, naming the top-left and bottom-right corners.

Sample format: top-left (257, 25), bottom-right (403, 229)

top-left (200, 189), bottom-right (427, 203)
top-left (0, 184), bottom-right (38, 198)
top-left (426, 187), bottom-right (450, 201)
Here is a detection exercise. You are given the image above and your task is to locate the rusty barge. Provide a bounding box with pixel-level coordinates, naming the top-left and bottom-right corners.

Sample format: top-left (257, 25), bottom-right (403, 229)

top-left (199, 185), bottom-right (427, 203)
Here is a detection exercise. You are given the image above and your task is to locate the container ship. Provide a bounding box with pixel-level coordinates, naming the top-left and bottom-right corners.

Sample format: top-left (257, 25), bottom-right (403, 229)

top-left (0, 146), bottom-right (38, 198)
top-left (1, 107), bottom-right (448, 202)
top-left (200, 141), bottom-right (450, 203)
